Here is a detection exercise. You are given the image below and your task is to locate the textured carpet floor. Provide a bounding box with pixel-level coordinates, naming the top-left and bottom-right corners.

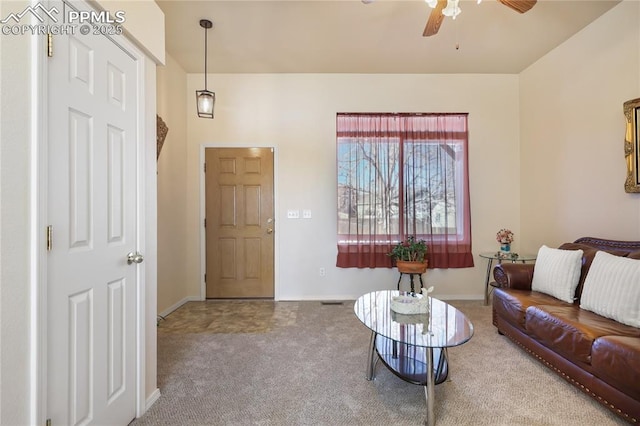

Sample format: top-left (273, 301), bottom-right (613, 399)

top-left (132, 300), bottom-right (626, 426)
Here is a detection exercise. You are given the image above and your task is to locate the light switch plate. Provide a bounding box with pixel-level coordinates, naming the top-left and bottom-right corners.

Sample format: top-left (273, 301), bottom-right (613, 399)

top-left (287, 210), bottom-right (300, 219)
top-left (302, 210), bottom-right (312, 219)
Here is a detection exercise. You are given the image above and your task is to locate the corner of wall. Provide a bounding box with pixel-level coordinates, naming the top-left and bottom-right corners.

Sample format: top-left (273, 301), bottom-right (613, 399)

top-left (518, 1), bottom-right (640, 249)
top-left (94, 0), bottom-right (165, 65)
top-left (156, 53), bottom-right (191, 313)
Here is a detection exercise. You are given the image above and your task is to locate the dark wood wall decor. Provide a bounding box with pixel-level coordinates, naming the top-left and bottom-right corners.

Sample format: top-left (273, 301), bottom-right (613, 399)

top-left (157, 115), bottom-right (169, 160)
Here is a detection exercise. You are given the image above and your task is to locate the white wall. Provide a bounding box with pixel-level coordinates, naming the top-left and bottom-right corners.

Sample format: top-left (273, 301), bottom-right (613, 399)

top-left (94, 0), bottom-right (165, 64)
top-left (183, 73), bottom-right (521, 301)
top-left (519, 0), bottom-right (640, 252)
top-left (156, 54), bottom-right (190, 315)
top-left (0, 0), bottom-right (32, 422)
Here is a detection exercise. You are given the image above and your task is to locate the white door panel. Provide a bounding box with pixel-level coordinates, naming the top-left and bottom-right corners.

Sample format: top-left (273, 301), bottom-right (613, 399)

top-left (48, 1), bottom-right (138, 424)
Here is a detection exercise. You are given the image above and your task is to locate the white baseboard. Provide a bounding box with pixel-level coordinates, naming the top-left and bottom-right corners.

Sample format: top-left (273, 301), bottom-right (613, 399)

top-left (162, 294), bottom-right (484, 305)
top-left (437, 294), bottom-right (484, 301)
top-left (145, 388), bottom-right (161, 411)
top-left (277, 294), bottom-right (484, 302)
top-left (158, 296), bottom-right (202, 318)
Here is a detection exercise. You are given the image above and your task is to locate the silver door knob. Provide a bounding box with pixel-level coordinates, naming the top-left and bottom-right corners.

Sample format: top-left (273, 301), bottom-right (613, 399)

top-left (127, 252), bottom-right (144, 265)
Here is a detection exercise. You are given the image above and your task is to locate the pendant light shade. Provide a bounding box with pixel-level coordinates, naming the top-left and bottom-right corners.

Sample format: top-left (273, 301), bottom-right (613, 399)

top-left (196, 19), bottom-right (215, 119)
top-left (196, 90), bottom-right (215, 119)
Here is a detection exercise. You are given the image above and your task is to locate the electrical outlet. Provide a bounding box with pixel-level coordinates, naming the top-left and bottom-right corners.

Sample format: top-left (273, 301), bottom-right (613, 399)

top-left (319, 267), bottom-right (326, 277)
top-left (302, 209), bottom-right (312, 219)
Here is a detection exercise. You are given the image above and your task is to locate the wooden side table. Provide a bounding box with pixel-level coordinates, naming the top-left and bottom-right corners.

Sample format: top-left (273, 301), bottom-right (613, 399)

top-left (479, 252), bottom-right (536, 305)
top-left (397, 272), bottom-right (425, 294)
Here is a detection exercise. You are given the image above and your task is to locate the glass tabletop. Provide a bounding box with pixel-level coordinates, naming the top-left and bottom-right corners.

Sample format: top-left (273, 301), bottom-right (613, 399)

top-left (479, 252), bottom-right (537, 261)
top-left (354, 290), bottom-right (474, 349)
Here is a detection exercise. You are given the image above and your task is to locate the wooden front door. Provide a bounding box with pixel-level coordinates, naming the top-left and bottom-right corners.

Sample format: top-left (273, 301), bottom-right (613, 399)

top-left (205, 148), bottom-right (275, 298)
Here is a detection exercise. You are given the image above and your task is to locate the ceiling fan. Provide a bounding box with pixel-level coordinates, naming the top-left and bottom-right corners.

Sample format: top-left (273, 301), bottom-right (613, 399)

top-left (424, 0), bottom-right (537, 36)
top-left (362, 0), bottom-right (537, 37)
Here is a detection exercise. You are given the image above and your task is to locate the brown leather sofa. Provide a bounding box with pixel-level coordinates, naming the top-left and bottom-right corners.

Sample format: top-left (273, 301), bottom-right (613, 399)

top-left (492, 237), bottom-right (640, 424)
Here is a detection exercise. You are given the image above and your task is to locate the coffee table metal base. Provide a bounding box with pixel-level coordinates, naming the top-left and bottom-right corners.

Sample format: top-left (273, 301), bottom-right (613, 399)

top-left (366, 332), bottom-right (449, 426)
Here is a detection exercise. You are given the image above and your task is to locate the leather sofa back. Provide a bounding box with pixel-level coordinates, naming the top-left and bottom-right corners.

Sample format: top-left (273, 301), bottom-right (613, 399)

top-left (558, 237), bottom-right (640, 303)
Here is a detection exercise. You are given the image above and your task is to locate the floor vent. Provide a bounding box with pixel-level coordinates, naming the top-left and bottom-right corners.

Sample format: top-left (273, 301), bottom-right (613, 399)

top-left (321, 301), bottom-right (344, 306)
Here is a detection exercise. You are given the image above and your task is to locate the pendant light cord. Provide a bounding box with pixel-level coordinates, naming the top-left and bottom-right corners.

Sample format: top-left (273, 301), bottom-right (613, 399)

top-left (204, 25), bottom-right (208, 90)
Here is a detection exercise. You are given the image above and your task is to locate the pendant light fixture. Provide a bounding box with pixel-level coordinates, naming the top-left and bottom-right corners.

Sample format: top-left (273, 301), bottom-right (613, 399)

top-left (196, 19), bottom-right (215, 119)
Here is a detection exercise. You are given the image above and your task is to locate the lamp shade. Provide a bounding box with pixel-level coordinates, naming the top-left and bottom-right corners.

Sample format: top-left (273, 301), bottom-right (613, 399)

top-left (196, 89), bottom-right (215, 119)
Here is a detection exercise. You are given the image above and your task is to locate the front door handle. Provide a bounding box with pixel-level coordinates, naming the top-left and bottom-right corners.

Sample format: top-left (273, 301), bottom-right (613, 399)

top-left (127, 252), bottom-right (144, 265)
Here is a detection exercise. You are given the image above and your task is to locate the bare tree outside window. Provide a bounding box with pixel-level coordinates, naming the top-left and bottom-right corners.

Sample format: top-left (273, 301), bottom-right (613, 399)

top-left (336, 113), bottom-right (473, 269)
top-left (337, 137), bottom-right (400, 238)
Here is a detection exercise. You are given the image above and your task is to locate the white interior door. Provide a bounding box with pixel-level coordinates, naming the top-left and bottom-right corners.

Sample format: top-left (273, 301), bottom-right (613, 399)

top-left (47, 2), bottom-right (139, 424)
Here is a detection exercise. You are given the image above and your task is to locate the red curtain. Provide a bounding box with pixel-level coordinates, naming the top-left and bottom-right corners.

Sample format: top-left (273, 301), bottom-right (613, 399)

top-left (336, 113), bottom-right (474, 269)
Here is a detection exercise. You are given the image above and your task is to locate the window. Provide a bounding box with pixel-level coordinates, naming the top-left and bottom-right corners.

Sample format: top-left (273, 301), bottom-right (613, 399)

top-left (336, 113), bottom-right (473, 269)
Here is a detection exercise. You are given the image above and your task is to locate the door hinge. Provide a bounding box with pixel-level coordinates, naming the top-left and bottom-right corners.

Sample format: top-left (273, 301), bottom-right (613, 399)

top-left (45, 419), bottom-right (52, 426)
top-left (47, 33), bottom-right (53, 57)
top-left (203, 163), bottom-right (207, 173)
top-left (204, 218), bottom-right (206, 228)
top-left (204, 273), bottom-right (207, 283)
top-left (46, 225), bottom-right (53, 251)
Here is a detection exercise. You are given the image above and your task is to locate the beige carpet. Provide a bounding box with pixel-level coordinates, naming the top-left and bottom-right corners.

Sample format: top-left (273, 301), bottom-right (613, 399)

top-left (132, 299), bottom-right (626, 425)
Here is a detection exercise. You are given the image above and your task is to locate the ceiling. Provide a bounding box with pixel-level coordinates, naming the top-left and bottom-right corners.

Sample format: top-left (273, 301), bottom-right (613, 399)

top-left (156, 0), bottom-right (621, 74)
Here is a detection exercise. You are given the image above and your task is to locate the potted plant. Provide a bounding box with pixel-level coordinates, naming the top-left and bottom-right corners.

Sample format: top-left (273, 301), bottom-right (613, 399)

top-left (388, 236), bottom-right (428, 273)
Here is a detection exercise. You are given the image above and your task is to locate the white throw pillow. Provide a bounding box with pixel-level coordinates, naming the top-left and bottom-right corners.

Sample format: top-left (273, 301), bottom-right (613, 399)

top-left (580, 251), bottom-right (640, 328)
top-left (531, 245), bottom-right (584, 303)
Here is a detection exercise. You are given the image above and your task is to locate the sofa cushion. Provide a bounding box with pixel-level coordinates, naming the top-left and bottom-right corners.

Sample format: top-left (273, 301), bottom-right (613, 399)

top-left (592, 336), bottom-right (640, 401)
top-left (558, 243), bottom-right (601, 300)
top-left (531, 245), bottom-right (584, 303)
top-left (493, 288), bottom-right (570, 332)
top-left (580, 251), bottom-right (640, 328)
top-left (525, 304), bottom-right (640, 364)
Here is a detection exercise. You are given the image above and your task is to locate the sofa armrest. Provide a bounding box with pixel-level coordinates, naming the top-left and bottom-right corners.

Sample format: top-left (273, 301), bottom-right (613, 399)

top-left (493, 263), bottom-right (534, 290)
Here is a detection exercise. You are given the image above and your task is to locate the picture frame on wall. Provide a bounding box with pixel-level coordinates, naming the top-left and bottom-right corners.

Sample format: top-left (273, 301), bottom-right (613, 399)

top-left (623, 98), bottom-right (640, 193)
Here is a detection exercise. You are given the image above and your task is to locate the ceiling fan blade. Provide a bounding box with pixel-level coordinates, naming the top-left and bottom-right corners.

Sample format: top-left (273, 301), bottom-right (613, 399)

top-left (497, 0), bottom-right (537, 14)
top-left (423, 0), bottom-right (447, 37)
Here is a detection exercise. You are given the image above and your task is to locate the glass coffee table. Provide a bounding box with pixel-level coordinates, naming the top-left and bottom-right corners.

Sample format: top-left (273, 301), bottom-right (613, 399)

top-left (354, 290), bottom-right (474, 426)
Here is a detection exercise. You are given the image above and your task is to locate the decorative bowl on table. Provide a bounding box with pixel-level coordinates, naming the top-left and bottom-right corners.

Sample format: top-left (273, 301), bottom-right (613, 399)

top-left (391, 311), bottom-right (430, 324)
top-left (390, 286), bottom-right (434, 315)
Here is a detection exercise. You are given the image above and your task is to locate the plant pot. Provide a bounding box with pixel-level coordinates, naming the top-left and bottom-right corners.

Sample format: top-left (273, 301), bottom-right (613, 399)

top-left (396, 260), bottom-right (428, 274)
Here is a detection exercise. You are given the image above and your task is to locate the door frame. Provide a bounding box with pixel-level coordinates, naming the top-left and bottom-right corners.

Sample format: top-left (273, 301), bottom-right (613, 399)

top-left (32, 3), bottom-right (153, 422)
top-left (199, 144), bottom-right (279, 300)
